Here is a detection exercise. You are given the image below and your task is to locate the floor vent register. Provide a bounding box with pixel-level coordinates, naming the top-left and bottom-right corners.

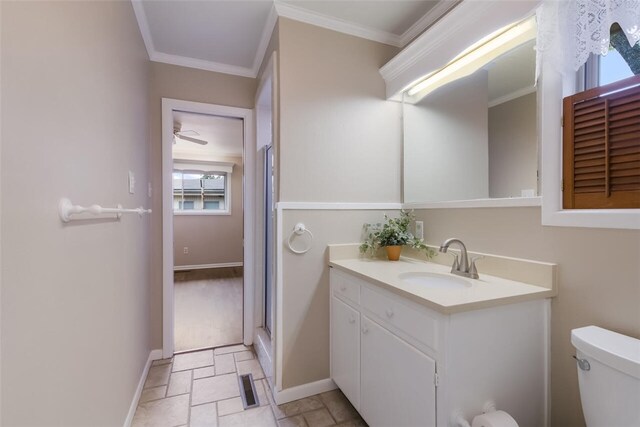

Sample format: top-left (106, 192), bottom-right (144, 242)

top-left (238, 374), bottom-right (260, 409)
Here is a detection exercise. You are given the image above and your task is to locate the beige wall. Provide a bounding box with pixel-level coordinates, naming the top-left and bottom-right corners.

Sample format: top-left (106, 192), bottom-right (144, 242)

top-left (1, 1), bottom-right (151, 425)
top-left (277, 19), bottom-right (401, 388)
top-left (173, 157), bottom-right (243, 266)
top-left (488, 92), bottom-right (538, 198)
top-left (149, 63), bottom-right (256, 347)
top-left (413, 207), bottom-right (640, 427)
top-left (278, 18), bottom-right (401, 203)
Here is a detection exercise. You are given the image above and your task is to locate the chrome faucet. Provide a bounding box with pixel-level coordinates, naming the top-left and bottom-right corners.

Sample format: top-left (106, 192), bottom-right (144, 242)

top-left (439, 238), bottom-right (481, 279)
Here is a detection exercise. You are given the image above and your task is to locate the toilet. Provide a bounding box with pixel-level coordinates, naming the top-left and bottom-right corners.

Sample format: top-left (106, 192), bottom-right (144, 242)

top-left (571, 326), bottom-right (640, 427)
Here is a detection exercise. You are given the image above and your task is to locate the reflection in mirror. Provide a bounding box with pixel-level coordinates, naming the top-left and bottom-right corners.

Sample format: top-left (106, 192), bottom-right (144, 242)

top-left (403, 18), bottom-right (539, 204)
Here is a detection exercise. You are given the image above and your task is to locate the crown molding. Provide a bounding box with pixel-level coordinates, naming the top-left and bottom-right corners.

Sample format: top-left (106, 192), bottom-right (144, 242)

top-left (251, 4), bottom-right (279, 76)
top-left (274, 1), bottom-right (402, 47)
top-left (380, 2), bottom-right (494, 83)
top-left (398, 1), bottom-right (460, 46)
top-left (131, 0), bottom-right (155, 59)
top-left (150, 52), bottom-right (255, 78)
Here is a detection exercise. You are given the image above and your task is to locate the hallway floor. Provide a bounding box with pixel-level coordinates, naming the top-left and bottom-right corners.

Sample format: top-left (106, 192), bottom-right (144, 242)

top-left (132, 346), bottom-right (367, 427)
top-left (174, 268), bottom-right (243, 352)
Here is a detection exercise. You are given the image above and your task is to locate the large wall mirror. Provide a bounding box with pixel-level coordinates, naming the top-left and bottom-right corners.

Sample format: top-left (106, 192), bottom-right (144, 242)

top-left (402, 17), bottom-right (539, 204)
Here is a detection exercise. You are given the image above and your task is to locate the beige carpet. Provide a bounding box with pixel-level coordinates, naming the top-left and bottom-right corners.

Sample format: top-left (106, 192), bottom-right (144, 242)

top-left (174, 267), bottom-right (243, 352)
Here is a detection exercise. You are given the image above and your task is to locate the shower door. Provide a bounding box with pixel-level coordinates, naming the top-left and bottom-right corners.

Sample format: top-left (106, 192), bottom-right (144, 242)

top-left (264, 145), bottom-right (274, 335)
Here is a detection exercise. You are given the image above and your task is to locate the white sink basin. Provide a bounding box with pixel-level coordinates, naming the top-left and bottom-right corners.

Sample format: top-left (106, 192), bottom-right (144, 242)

top-left (398, 272), bottom-right (472, 290)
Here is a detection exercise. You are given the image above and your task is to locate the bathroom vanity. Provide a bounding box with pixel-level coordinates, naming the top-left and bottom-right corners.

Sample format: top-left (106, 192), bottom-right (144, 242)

top-left (328, 246), bottom-right (557, 427)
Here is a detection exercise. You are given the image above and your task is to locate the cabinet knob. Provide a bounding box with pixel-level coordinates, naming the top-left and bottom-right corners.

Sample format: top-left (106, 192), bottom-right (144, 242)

top-left (386, 309), bottom-right (394, 318)
top-left (362, 326), bottom-right (369, 334)
top-left (348, 317), bottom-right (356, 324)
top-left (340, 285), bottom-right (347, 291)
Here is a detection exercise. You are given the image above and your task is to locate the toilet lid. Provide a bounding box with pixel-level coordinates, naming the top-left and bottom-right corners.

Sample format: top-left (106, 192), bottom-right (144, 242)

top-left (571, 326), bottom-right (640, 379)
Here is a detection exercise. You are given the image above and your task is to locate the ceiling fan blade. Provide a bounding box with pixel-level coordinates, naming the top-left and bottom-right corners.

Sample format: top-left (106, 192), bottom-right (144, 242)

top-left (176, 129), bottom-right (200, 136)
top-left (176, 134), bottom-right (208, 145)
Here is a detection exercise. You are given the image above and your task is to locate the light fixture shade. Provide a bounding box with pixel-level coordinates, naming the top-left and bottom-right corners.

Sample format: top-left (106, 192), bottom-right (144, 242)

top-left (406, 17), bottom-right (537, 101)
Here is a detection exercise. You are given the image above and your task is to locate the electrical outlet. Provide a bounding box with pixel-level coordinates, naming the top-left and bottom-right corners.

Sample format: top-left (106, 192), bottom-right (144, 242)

top-left (415, 221), bottom-right (424, 240)
top-left (183, 247), bottom-right (189, 254)
top-left (128, 171), bottom-right (135, 194)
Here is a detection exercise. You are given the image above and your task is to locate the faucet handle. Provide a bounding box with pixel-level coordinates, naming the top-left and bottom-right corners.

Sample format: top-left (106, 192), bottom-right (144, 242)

top-left (469, 256), bottom-right (484, 278)
top-left (449, 253), bottom-right (459, 272)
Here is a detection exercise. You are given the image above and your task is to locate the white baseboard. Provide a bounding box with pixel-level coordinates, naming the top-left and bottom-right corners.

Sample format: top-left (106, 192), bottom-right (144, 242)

top-left (273, 378), bottom-right (337, 405)
top-left (124, 349), bottom-right (163, 427)
top-left (173, 262), bottom-right (243, 271)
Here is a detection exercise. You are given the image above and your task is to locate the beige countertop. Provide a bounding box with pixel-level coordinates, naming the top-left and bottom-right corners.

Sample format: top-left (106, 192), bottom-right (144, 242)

top-left (329, 256), bottom-right (557, 314)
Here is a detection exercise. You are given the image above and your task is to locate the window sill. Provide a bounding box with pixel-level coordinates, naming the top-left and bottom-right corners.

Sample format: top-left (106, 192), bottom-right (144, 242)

top-left (542, 208), bottom-right (640, 230)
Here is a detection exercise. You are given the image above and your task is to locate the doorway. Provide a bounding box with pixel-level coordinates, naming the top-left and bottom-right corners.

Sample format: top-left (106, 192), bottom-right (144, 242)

top-left (162, 99), bottom-right (255, 358)
top-left (172, 111), bottom-right (244, 352)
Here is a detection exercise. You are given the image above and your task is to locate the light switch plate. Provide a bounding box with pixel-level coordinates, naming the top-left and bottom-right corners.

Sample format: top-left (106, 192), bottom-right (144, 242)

top-left (128, 171), bottom-right (135, 194)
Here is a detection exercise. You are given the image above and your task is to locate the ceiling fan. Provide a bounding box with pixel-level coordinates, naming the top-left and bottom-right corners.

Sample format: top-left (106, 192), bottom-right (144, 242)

top-left (173, 127), bottom-right (208, 145)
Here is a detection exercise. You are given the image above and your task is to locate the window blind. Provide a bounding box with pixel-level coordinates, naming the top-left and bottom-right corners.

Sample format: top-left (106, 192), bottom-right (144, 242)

top-left (563, 74), bottom-right (640, 209)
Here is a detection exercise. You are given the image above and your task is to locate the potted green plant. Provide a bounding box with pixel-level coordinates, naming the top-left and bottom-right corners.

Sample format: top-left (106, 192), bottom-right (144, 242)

top-left (359, 210), bottom-right (435, 261)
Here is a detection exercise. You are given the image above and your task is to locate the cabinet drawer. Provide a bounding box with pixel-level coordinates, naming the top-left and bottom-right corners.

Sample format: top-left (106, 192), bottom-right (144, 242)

top-left (331, 269), bottom-right (360, 305)
top-left (361, 285), bottom-right (438, 351)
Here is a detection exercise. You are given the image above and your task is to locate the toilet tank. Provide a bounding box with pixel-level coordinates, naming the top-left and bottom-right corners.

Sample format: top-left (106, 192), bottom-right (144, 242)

top-left (571, 326), bottom-right (640, 427)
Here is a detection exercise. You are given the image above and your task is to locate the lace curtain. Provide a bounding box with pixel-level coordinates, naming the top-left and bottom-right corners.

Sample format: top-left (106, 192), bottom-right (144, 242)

top-left (536, 0), bottom-right (640, 80)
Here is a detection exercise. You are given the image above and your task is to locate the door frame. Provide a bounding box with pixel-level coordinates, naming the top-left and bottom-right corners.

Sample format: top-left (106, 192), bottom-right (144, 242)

top-left (161, 98), bottom-right (255, 358)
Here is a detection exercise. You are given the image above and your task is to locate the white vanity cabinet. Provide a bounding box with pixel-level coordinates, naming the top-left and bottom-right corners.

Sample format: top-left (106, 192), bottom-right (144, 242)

top-left (330, 267), bottom-right (550, 427)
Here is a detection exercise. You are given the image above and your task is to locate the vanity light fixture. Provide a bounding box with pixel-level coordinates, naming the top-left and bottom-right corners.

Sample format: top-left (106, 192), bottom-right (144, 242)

top-left (406, 16), bottom-right (537, 99)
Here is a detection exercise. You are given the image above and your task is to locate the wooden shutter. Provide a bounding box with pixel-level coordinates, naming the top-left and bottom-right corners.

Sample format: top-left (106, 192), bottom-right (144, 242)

top-left (563, 74), bottom-right (640, 209)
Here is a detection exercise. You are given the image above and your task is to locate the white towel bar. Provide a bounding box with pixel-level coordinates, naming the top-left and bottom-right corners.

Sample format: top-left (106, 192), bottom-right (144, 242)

top-left (58, 198), bottom-right (151, 222)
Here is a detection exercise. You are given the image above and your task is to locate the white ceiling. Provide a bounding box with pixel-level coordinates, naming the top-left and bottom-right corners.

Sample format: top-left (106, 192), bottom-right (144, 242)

top-left (132, 0), bottom-right (455, 78)
top-left (173, 111), bottom-right (244, 160)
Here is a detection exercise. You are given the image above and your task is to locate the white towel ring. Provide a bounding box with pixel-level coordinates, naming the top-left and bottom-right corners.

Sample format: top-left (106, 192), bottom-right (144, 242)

top-left (287, 223), bottom-right (313, 254)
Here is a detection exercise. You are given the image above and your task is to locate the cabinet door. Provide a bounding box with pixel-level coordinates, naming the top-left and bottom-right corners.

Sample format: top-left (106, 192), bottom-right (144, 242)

top-left (361, 316), bottom-right (436, 427)
top-left (331, 296), bottom-right (360, 409)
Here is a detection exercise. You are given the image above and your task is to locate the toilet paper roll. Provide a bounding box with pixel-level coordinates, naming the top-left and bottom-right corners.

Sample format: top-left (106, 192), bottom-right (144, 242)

top-left (471, 410), bottom-right (519, 427)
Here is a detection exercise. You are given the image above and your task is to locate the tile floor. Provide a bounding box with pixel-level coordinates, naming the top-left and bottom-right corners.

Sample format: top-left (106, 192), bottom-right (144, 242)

top-left (132, 346), bottom-right (367, 427)
top-left (174, 268), bottom-right (243, 352)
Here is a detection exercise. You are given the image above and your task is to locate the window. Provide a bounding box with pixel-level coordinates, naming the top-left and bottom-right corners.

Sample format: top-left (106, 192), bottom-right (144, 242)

top-left (562, 23), bottom-right (640, 210)
top-left (562, 75), bottom-right (640, 209)
top-left (585, 24), bottom-right (640, 90)
top-left (599, 48), bottom-right (635, 86)
top-left (173, 170), bottom-right (230, 214)
top-left (203, 201), bottom-right (220, 210)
